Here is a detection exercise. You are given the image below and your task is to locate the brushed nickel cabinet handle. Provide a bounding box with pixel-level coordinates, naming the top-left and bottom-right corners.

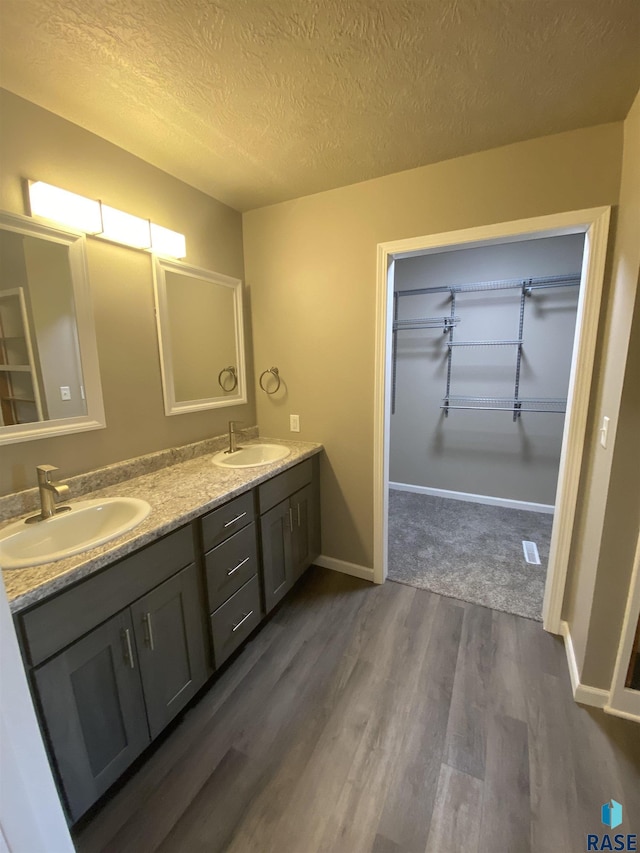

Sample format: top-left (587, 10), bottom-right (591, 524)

top-left (227, 556), bottom-right (250, 576)
top-left (288, 507), bottom-right (294, 534)
top-left (143, 613), bottom-right (155, 650)
top-left (122, 628), bottom-right (135, 669)
top-left (297, 503), bottom-right (301, 527)
top-left (232, 611), bottom-right (254, 632)
top-left (224, 511), bottom-right (247, 528)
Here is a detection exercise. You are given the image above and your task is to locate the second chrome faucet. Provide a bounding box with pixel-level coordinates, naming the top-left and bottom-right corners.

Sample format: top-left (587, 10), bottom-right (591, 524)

top-left (226, 420), bottom-right (243, 454)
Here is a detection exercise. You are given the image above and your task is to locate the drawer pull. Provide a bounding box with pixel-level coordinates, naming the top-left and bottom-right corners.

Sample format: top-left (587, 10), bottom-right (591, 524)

top-left (288, 507), bottom-right (294, 533)
top-left (227, 556), bottom-right (250, 577)
top-left (232, 611), bottom-right (254, 632)
top-left (143, 612), bottom-right (155, 650)
top-left (297, 503), bottom-right (301, 527)
top-left (224, 511), bottom-right (247, 528)
top-left (122, 628), bottom-right (135, 669)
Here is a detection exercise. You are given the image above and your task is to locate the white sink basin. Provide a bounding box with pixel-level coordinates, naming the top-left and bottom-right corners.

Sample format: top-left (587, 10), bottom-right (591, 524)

top-left (0, 497), bottom-right (151, 570)
top-left (212, 443), bottom-right (291, 469)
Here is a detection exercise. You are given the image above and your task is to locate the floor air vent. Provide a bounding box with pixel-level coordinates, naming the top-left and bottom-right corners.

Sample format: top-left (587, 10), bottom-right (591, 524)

top-left (522, 540), bottom-right (541, 565)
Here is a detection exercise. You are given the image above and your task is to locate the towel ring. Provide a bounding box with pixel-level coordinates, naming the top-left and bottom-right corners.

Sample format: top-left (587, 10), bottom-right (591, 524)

top-left (259, 367), bottom-right (281, 394)
top-left (218, 366), bottom-right (238, 392)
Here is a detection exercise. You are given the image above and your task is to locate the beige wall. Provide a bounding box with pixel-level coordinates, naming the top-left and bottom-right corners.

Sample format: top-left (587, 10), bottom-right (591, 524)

top-left (0, 90), bottom-right (254, 495)
top-left (244, 122), bottom-right (623, 568)
top-left (563, 89), bottom-right (640, 689)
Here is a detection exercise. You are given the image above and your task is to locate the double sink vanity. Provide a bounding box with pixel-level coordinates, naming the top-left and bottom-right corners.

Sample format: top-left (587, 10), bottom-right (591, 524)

top-left (2, 433), bottom-right (322, 823)
top-left (0, 208), bottom-right (323, 826)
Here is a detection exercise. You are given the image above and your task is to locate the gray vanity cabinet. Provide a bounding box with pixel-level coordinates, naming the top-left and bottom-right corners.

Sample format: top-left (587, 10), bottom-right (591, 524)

top-left (130, 564), bottom-right (208, 739)
top-left (259, 458), bottom-right (320, 613)
top-left (33, 609), bottom-right (150, 821)
top-left (20, 524), bottom-right (208, 822)
top-left (14, 452), bottom-right (321, 824)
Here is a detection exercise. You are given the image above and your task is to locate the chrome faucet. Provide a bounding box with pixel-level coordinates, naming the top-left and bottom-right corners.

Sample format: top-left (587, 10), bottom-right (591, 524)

top-left (27, 465), bottom-right (71, 523)
top-left (226, 420), bottom-right (243, 454)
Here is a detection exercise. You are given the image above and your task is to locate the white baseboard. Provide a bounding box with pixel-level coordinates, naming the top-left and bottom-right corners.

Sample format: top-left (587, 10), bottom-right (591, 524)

top-left (559, 620), bottom-right (610, 709)
top-left (389, 482), bottom-right (555, 514)
top-left (603, 703), bottom-right (640, 723)
top-left (314, 555), bottom-right (375, 583)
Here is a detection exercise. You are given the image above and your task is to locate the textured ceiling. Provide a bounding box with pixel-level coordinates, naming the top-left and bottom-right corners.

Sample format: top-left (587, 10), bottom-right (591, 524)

top-left (1, 0), bottom-right (639, 211)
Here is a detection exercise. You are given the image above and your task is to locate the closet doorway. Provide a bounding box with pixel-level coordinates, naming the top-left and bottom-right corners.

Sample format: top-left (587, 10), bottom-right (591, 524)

top-left (373, 208), bottom-right (611, 632)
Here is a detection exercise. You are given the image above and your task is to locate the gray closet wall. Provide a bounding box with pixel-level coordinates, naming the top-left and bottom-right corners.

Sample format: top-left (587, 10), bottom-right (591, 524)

top-left (390, 234), bottom-right (584, 505)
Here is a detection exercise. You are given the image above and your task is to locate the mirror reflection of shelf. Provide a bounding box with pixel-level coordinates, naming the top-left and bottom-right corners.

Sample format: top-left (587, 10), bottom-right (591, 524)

top-left (625, 614), bottom-right (640, 692)
top-left (0, 288), bottom-right (43, 426)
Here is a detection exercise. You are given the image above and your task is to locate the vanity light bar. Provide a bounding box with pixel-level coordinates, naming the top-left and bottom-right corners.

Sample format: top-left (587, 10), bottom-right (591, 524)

top-left (28, 181), bottom-right (103, 234)
top-left (27, 181), bottom-right (186, 258)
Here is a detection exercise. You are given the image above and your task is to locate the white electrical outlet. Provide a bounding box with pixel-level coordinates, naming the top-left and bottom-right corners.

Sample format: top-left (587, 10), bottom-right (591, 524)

top-left (60, 386), bottom-right (71, 401)
top-left (290, 414), bottom-right (300, 432)
top-left (600, 415), bottom-right (610, 448)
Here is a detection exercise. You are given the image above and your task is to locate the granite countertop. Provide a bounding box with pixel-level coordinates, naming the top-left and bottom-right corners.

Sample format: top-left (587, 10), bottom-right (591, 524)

top-left (2, 436), bottom-right (322, 614)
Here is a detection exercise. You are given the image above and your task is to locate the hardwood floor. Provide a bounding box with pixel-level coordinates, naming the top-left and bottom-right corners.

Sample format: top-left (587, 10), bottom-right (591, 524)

top-left (74, 567), bottom-right (640, 853)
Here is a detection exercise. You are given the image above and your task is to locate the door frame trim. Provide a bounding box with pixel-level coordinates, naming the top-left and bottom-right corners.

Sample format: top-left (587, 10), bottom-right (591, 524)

top-left (373, 206), bottom-right (611, 633)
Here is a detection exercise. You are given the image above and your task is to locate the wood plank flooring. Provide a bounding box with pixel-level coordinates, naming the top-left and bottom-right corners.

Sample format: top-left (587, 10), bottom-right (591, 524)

top-left (74, 567), bottom-right (640, 853)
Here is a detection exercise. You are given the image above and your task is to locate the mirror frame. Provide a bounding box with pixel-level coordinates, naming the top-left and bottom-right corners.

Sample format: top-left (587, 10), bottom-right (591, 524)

top-left (0, 210), bottom-right (105, 445)
top-left (152, 256), bottom-right (247, 415)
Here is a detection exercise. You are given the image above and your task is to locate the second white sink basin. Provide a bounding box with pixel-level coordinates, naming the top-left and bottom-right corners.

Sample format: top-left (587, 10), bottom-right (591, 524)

top-left (0, 497), bottom-right (151, 570)
top-left (212, 443), bottom-right (291, 469)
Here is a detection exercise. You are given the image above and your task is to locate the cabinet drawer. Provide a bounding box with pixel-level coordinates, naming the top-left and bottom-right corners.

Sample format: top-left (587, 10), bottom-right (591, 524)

top-left (258, 459), bottom-right (312, 514)
top-left (201, 491), bottom-right (255, 551)
top-left (210, 575), bottom-right (262, 668)
top-left (20, 525), bottom-right (195, 667)
top-left (205, 523), bottom-right (258, 613)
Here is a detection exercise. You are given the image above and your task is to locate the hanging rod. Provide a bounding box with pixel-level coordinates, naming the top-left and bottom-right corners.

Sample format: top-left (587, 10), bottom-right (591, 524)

top-left (447, 339), bottom-right (522, 347)
top-left (393, 316), bottom-right (459, 331)
top-left (441, 396), bottom-right (567, 414)
top-left (396, 272), bottom-right (581, 298)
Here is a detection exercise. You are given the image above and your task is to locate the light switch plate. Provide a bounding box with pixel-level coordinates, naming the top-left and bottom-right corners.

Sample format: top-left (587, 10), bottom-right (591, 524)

top-left (290, 414), bottom-right (300, 432)
top-left (60, 386), bottom-right (71, 401)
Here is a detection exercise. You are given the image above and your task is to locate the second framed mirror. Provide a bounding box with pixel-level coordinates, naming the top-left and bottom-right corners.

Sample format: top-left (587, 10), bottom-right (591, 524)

top-left (152, 257), bottom-right (247, 415)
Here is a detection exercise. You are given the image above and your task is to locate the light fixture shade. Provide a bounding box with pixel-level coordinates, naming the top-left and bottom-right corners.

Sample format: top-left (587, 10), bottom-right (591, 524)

top-left (27, 180), bottom-right (187, 258)
top-left (28, 181), bottom-right (103, 233)
top-left (100, 205), bottom-right (151, 249)
top-left (150, 223), bottom-right (187, 259)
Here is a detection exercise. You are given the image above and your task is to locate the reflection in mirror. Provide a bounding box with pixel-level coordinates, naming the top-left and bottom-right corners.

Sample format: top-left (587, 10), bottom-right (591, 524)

top-left (153, 258), bottom-right (246, 415)
top-left (0, 211), bottom-right (105, 445)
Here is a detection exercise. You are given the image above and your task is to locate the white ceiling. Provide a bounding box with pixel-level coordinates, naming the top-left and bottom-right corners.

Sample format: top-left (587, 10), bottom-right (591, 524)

top-left (1, 0), bottom-right (639, 212)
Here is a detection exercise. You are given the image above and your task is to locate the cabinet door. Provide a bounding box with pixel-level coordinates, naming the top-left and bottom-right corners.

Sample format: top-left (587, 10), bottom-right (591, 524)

top-left (34, 610), bottom-right (150, 821)
top-left (260, 497), bottom-right (294, 613)
top-left (290, 478), bottom-right (321, 582)
top-left (290, 484), bottom-right (312, 581)
top-left (131, 564), bottom-right (208, 739)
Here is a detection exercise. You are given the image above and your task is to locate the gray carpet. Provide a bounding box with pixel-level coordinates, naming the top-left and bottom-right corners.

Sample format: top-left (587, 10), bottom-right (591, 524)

top-left (388, 490), bottom-right (553, 621)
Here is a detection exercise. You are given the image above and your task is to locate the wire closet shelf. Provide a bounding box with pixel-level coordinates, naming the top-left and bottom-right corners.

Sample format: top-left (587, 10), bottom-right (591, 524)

top-left (391, 272), bottom-right (581, 420)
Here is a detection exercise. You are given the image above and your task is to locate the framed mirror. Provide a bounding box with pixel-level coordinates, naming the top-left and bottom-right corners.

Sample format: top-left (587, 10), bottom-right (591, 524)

top-left (0, 210), bottom-right (105, 445)
top-left (152, 257), bottom-right (247, 415)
